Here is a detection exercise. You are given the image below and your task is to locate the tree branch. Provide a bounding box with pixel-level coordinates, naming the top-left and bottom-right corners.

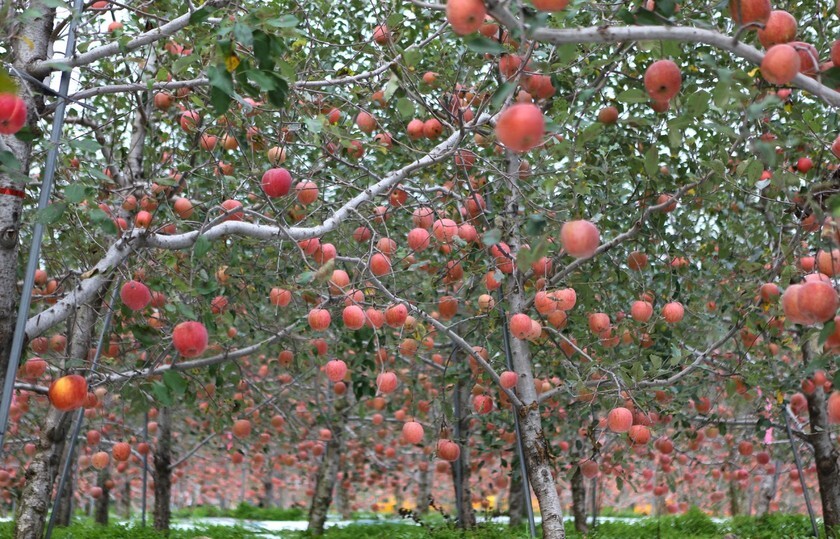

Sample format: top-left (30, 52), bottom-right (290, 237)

top-left (486, 4), bottom-right (840, 109)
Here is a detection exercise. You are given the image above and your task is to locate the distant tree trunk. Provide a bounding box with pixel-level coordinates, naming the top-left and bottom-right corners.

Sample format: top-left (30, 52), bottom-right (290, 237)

top-left (94, 468), bottom-right (110, 525)
top-left (756, 462), bottom-right (779, 517)
top-left (53, 457), bottom-right (75, 526)
top-left (416, 463), bottom-right (431, 516)
top-left (334, 469), bottom-right (350, 519)
top-left (123, 478), bottom-right (132, 518)
top-left (508, 470), bottom-right (524, 529)
top-left (259, 464), bottom-right (274, 508)
top-left (306, 434), bottom-right (340, 535)
top-left (728, 470), bottom-right (740, 516)
top-left (451, 376), bottom-right (476, 530)
top-left (571, 466), bottom-right (588, 533)
top-left (153, 407), bottom-right (172, 532)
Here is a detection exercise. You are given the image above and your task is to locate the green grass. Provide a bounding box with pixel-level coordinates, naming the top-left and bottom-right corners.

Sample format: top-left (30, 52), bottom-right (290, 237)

top-left (0, 510), bottom-right (830, 538)
top-left (171, 502), bottom-right (306, 521)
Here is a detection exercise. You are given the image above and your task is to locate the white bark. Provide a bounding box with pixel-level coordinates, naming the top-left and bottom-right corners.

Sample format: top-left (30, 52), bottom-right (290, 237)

top-left (488, 4), bottom-right (840, 109)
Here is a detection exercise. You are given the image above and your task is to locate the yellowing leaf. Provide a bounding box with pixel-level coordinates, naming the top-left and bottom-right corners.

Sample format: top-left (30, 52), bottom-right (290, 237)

top-left (225, 54), bottom-right (240, 72)
top-left (748, 67), bottom-right (760, 77)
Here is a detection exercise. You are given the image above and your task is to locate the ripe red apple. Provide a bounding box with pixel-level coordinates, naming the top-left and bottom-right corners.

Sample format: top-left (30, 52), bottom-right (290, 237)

top-left (560, 220), bottom-right (600, 258)
top-left (325, 359), bottom-right (347, 383)
top-left (729, 0), bottom-right (771, 26)
top-left (607, 407), bottom-right (633, 433)
top-left (644, 60), bottom-right (682, 102)
top-left (48, 374), bottom-right (88, 411)
top-left (232, 419), bottom-right (252, 438)
top-left (402, 421), bottom-right (424, 444)
top-left (757, 10), bottom-right (797, 48)
top-left (446, 0), bottom-right (486, 35)
top-left (437, 439), bottom-right (461, 461)
top-left (495, 103), bottom-right (545, 152)
top-left (261, 168), bottom-right (292, 198)
top-left (120, 280), bottom-right (151, 311)
top-left (112, 442), bottom-right (130, 461)
top-left (172, 321), bottom-right (209, 358)
top-left (0, 93), bottom-right (27, 135)
top-left (760, 44), bottom-right (801, 85)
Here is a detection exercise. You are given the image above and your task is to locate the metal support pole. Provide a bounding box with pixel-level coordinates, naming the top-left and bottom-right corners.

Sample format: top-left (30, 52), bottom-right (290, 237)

top-left (45, 278), bottom-right (120, 539)
top-left (141, 411), bottom-right (149, 526)
top-left (499, 299), bottom-right (536, 538)
top-left (0, 0), bottom-right (86, 452)
top-left (782, 408), bottom-right (819, 537)
top-left (452, 375), bottom-right (465, 527)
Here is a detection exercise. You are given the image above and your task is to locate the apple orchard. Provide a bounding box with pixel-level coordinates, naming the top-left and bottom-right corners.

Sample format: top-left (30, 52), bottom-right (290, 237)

top-left (1, 0), bottom-right (840, 538)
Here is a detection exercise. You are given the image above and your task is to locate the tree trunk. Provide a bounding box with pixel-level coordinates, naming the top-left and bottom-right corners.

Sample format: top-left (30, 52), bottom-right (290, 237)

top-left (123, 477), bottom-right (132, 518)
top-left (728, 468), bottom-right (740, 516)
top-left (259, 463), bottom-right (274, 508)
top-left (571, 465), bottom-right (588, 533)
top-left (807, 379), bottom-right (840, 534)
top-left (153, 407), bottom-right (172, 532)
top-left (451, 376), bottom-right (476, 529)
top-left (306, 434), bottom-right (340, 535)
top-left (0, 1), bottom-right (54, 392)
top-left (12, 408), bottom-right (72, 539)
top-left (416, 462), bottom-right (431, 516)
top-left (94, 467), bottom-right (110, 525)
top-left (13, 295), bottom-right (101, 539)
top-left (53, 457), bottom-right (75, 527)
top-left (757, 461), bottom-right (779, 517)
top-left (508, 468), bottom-right (524, 529)
top-left (501, 153), bottom-right (565, 539)
top-left (334, 469), bottom-right (350, 519)
top-left (507, 279), bottom-right (566, 539)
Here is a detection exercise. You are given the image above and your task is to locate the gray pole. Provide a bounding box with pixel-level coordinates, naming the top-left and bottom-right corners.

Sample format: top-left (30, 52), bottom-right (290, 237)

top-left (452, 374), bottom-right (465, 527)
top-left (141, 411), bottom-right (149, 526)
top-left (781, 407), bottom-right (819, 536)
top-left (0, 0), bottom-right (87, 452)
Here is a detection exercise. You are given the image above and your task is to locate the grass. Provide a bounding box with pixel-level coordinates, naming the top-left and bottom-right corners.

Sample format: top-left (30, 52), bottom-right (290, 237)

top-left (0, 509), bottom-right (830, 538)
top-left (171, 502), bottom-right (307, 521)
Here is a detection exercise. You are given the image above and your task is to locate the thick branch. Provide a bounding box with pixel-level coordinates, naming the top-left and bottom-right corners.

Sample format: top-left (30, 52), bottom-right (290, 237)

top-left (29, 0), bottom-right (231, 79)
top-left (486, 7), bottom-right (840, 109)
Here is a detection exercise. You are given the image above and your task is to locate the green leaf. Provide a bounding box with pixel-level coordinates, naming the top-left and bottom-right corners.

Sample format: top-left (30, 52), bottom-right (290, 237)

top-left (194, 235), bottom-right (211, 258)
top-left (189, 6), bottom-right (212, 24)
top-left (151, 382), bottom-right (173, 405)
top-left (296, 271), bottom-right (315, 284)
top-left (233, 22), bottom-right (254, 46)
top-left (0, 68), bottom-right (19, 94)
top-left (491, 81), bottom-right (517, 111)
top-left (686, 91), bottom-right (710, 117)
top-left (462, 34), bottom-right (505, 55)
top-left (483, 228), bottom-right (502, 246)
top-left (819, 320), bottom-right (837, 346)
top-left (616, 88), bottom-right (649, 104)
top-left (35, 202), bottom-right (67, 224)
top-left (207, 64), bottom-right (233, 115)
top-left (644, 146), bottom-right (659, 177)
top-left (745, 160), bottom-right (763, 183)
top-left (163, 371), bottom-right (188, 396)
top-left (64, 183), bottom-right (87, 204)
top-left (525, 214), bottom-right (547, 237)
top-left (304, 116), bottom-right (323, 134)
top-left (396, 98), bottom-right (415, 120)
top-left (267, 14), bottom-right (299, 28)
